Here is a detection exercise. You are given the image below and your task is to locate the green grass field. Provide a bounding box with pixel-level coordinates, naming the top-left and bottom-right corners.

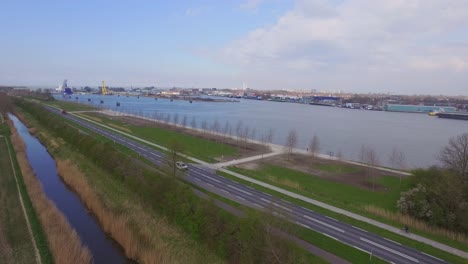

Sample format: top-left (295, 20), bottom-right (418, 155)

top-left (79, 112), bottom-right (239, 162)
top-left (48, 100), bottom-right (97, 111)
top-left (229, 165), bottom-right (410, 212)
top-left (217, 170), bottom-right (468, 263)
top-left (0, 137), bottom-right (37, 263)
top-left (315, 163), bottom-right (361, 173)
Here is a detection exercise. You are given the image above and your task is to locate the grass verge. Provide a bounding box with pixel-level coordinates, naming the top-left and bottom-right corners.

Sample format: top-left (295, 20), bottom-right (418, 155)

top-left (227, 165), bottom-right (468, 251)
top-left (217, 171), bottom-right (468, 264)
top-left (0, 128), bottom-right (39, 263)
top-left (78, 111), bottom-right (238, 162)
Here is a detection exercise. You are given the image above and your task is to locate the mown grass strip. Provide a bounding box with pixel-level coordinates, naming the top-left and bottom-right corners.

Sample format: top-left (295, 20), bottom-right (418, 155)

top-left (226, 165), bottom-right (468, 253)
top-left (1, 123), bottom-right (54, 264)
top-left (217, 170), bottom-right (468, 264)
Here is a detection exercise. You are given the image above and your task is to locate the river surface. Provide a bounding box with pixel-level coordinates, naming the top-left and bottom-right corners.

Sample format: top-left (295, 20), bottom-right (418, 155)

top-left (59, 94), bottom-right (468, 168)
top-left (9, 114), bottom-right (127, 263)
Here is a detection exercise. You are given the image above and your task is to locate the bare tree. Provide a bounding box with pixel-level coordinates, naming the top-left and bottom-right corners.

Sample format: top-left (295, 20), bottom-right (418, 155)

top-left (360, 145), bottom-right (380, 191)
top-left (223, 120), bottom-right (230, 138)
top-left (285, 129), bottom-right (298, 159)
top-left (250, 127), bottom-right (256, 141)
top-left (211, 119), bottom-right (220, 134)
top-left (201, 120), bottom-right (208, 133)
top-left (367, 148), bottom-right (379, 191)
top-left (439, 133), bottom-right (468, 182)
top-left (173, 113), bottom-right (179, 126)
top-left (181, 115), bottom-right (188, 128)
top-left (389, 147), bottom-right (407, 188)
top-left (165, 140), bottom-right (185, 178)
top-left (164, 113), bottom-right (171, 123)
top-left (235, 120), bottom-right (243, 140)
top-left (336, 150), bottom-right (343, 160)
top-left (190, 116), bottom-right (197, 129)
top-left (266, 128), bottom-right (274, 145)
top-left (241, 126), bottom-right (250, 149)
top-left (308, 134), bottom-right (320, 158)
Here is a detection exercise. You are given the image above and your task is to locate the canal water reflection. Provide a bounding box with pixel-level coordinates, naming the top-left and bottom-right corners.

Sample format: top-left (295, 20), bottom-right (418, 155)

top-left (9, 114), bottom-right (128, 264)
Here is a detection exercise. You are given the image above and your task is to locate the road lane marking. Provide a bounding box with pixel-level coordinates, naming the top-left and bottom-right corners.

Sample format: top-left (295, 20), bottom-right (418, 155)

top-left (421, 252), bottom-right (444, 262)
top-left (209, 177), bottom-right (221, 183)
top-left (303, 214), bottom-right (345, 233)
top-left (322, 233), bottom-right (339, 241)
top-left (360, 237), bottom-right (419, 263)
top-left (227, 184), bottom-right (252, 195)
top-left (353, 246), bottom-right (371, 255)
top-left (352, 226), bottom-right (367, 233)
top-left (272, 202), bottom-right (292, 212)
top-left (253, 203), bottom-right (264, 208)
top-left (235, 196), bottom-right (246, 201)
top-left (384, 238), bottom-right (401, 245)
top-left (221, 189), bottom-right (229, 194)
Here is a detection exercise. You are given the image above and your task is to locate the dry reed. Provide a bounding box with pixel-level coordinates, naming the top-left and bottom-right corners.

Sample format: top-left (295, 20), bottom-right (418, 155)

top-left (364, 205), bottom-right (468, 245)
top-left (0, 221), bottom-right (14, 263)
top-left (57, 159), bottom-right (186, 263)
top-left (8, 120), bottom-right (92, 264)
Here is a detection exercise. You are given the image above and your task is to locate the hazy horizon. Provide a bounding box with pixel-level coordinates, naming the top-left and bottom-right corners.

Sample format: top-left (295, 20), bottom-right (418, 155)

top-left (1, 0), bottom-right (467, 96)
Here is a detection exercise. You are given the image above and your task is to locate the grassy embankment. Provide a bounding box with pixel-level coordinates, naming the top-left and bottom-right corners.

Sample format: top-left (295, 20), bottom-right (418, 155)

top-left (79, 111), bottom-right (239, 163)
top-left (17, 99), bottom-right (323, 263)
top-left (227, 163), bottom-right (468, 251)
top-left (7, 117), bottom-right (92, 264)
top-left (46, 100), bottom-right (242, 162)
top-left (217, 170), bottom-right (468, 264)
top-left (47, 100), bottom-right (97, 111)
top-left (0, 123), bottom-right (40, 264)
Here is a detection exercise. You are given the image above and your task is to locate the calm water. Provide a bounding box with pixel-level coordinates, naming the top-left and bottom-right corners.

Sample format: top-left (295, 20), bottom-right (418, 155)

top-left (60, 94), bottom-right (468, 168)
top-left (9, 114), bottom-right (128, 264)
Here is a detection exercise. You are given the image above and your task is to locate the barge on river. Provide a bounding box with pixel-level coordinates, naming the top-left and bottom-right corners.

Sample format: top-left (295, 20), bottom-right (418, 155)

top-left (437, 112), bottom-right (468, 120)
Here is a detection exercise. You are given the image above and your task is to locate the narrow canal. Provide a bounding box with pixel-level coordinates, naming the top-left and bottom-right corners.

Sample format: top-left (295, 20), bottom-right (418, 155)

top-left (9, 114), bottom-right (128, 263)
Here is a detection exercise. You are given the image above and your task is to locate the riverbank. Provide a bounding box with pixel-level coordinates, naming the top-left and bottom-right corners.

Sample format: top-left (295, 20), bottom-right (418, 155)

top-left (7, 115), bottom-right (92, 263)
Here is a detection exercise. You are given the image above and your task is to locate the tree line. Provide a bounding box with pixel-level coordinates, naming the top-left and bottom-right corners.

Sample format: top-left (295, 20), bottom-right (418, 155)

top-left (398, 133), bottom-right (468, 233)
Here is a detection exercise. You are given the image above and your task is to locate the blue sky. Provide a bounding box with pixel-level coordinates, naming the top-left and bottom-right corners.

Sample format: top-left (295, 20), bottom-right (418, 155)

top-left (1, 0), bottom-right (468, 95)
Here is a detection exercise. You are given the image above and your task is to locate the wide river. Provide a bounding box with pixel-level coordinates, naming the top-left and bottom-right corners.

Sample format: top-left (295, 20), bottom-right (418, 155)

top-left (58, 94), bottom-right (468, 168)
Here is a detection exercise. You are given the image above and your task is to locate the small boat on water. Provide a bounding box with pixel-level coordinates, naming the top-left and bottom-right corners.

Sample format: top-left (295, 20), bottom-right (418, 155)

top-left (428, 111), bottom-right (438, 116)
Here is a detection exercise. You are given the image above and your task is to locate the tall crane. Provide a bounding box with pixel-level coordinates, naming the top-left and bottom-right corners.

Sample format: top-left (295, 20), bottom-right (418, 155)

top-left (101, 80), bottom-right (108, 95)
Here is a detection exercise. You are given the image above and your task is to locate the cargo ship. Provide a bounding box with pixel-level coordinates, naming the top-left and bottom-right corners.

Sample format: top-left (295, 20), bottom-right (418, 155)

top-left (437, 112), bottom-right (468, 120)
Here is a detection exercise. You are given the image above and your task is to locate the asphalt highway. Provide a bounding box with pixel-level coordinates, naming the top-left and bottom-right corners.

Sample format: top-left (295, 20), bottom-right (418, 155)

top-left (47, 106), bottom-right (448, 264)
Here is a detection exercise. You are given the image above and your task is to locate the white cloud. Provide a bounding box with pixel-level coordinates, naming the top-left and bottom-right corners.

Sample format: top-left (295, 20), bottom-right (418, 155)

top-left (220, 0), bottom-right (468, 94)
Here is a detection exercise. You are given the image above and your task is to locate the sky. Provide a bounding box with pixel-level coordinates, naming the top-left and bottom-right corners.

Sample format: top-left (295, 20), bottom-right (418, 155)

top-left (1, 0), bottom-right (467, 95)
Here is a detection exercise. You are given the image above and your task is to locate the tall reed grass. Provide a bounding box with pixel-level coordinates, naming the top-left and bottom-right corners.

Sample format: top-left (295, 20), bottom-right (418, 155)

top-left (57, 159), bottom-right (208, 264)
top-left (364, 205), bottom-right (468, 245)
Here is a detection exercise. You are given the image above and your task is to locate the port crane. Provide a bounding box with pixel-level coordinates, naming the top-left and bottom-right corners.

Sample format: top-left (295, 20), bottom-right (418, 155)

top-left (101, 80), bottom-right (108, 95)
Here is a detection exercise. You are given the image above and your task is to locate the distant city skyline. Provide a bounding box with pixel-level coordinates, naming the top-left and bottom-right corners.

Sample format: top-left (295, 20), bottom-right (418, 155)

top-left (1, 0), bottom-right (467, 95)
